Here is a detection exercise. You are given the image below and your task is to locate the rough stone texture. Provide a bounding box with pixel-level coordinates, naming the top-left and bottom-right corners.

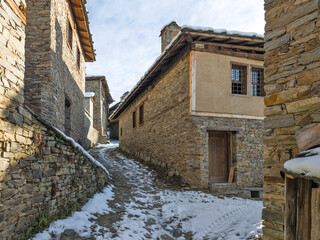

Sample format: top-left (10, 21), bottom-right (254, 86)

top-left (85, 77), bottom-right (112, 142)
top-left (84, 96), bottom-right (99, 149)
top-left (0, 1), bottom-right (108, 239)
top-left (118, 52), bottom-right (264, 189)
top-left (24, 0), bottom-right (86, 144)
top-left (263, 0), bottom-right (320, 239)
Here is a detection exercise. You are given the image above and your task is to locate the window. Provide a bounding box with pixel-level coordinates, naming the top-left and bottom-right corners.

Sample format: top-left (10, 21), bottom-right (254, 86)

top-left (139, 104), bottom-right (144, 125)
top-left (120, 128), bottom-right (123, 136)
top-left (132, 111), bottom-right (136, 128)
top-left (67, 20), bottom-right (73, 49)
top-left (77, 47), bottom-right (81, 69)
top-left (231, 64), bottom-right (247, 95)
top-left (251, 68), bottom-right (265, 96)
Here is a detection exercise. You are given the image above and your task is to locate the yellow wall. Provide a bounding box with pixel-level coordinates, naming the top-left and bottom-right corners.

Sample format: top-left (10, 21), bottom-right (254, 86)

top-left (192, 51), bottom-right (264, 117)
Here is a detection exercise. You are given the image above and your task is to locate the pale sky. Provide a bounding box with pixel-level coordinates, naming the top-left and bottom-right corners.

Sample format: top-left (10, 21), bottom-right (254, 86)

top-left (85, 0), bottom-right (265, 103)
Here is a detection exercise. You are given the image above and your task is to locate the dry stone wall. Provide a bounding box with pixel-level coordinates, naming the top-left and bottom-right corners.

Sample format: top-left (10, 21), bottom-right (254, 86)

top-left (25, 0), bottom-right (87, 144)
top-left (263, 0), bottom-right (320, 239)
top-left (0, 1), bottom-right (108, 239)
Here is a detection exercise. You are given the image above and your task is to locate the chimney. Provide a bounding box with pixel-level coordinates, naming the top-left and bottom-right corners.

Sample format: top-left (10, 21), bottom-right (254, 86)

top-left (160, 21), bottom-right (181, 52)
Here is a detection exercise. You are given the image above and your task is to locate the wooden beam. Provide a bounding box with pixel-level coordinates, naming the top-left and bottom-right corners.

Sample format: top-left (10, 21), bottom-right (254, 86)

top-left (193, 41), bottom-right (264, 52)
top-left (311, 188), bottom-right (320, 240)
top-left (296, 123), bottom-right (320, 152)
top-left (285, 177), bottom-right (298, 240)
top-left (228, 167), bottom-right (235, 183)
top-left (297, 178), bottom-right (312, 240)
top-left (4, 0), bottom-right (26, 25)
top-left (189, 32), bottom-right (263, 44)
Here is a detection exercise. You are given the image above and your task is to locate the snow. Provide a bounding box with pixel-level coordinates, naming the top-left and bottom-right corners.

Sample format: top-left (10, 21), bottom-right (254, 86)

top-left (84, 92), bottom-right (95, 98)
top-left (283, 147), bottom-right (320, 179)
top-left (181, 25), bottom-right (264, 38)
top-left (31, 142), bottom-right (262, 239)
top-left (31, 185), bottom-right (115, 240)
top-left (53, 127), bottom-right (110, 175)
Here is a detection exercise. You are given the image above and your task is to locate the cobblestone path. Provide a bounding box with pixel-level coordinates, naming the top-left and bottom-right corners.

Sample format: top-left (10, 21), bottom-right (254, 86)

top-left (32, 144), bottom-right (262, 240)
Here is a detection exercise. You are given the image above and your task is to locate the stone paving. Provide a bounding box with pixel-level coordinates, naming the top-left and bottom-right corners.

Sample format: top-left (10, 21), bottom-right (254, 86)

top-left (34, 144), bottom-right (262, 240)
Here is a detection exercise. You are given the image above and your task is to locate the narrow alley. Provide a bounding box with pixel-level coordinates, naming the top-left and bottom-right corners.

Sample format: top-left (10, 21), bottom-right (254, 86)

top-left (31, 143), bottom-right (262, 240)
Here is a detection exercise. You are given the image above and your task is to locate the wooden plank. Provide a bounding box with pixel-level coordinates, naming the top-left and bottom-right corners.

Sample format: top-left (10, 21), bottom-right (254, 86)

top-left (228, 167), bottom-right (235, 183)
top-left (4, 0), bottom-right (26, 25)
top-left (295, 123), bottom-right (320, 152)
top-left (284, 177), bottom-right (298, 240)
top-left (193, 41), bottom-right (264, 52)
top-left (311, 188), bottom-right (320, 240)
top-left (297, 178), bottom-right (312, 240)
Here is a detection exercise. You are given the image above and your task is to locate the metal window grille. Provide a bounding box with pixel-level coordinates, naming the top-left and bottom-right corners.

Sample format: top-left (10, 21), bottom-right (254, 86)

top-left (231, 65), bottom-right (247, 95)
top-left (251, 68), bottom-right (265, 96)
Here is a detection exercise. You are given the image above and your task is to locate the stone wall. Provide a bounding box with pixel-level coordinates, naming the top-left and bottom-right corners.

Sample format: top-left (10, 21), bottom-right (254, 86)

top-left (0, 1), bottom-right (108, 238)
top-left (25, 0), bottom-right (87, 144)
top-left (263, 0), bottom-right (320, 239)
top-left (84, 96), bottom-right (99, 149)
top-left (192, 116), bottom-right (264, 188)
top-left (118, 50), bottom-right (264, 189)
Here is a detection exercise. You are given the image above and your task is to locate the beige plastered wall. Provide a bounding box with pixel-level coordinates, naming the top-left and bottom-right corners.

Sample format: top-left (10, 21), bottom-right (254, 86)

top-left (191, 51), bottom-right (264, 118)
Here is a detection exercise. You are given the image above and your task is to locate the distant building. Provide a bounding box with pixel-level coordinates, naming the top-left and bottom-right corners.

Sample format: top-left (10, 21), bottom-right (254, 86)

top-left (85, 76), bottom-right (114, 142)
top-left (24, 0), bottom-right (95, 145)
top-left (84, 92), bottom-right (99, 148)
top-left (110, 22), bottom-right (265, 194)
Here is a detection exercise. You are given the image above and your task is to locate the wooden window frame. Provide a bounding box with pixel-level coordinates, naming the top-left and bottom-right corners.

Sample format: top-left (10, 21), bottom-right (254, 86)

top-left (76, 47), bottom-right (81, 69)
top-left (67, 19), bottom-right (73, 50)
top-left (231, 64), bottom-right (247, 95)
top-left (139, 104), bottom-right (144, 125)
top-left (132, 111), bottom-right (136, 128)
top-left (251, 67), bottom-right (265, 97)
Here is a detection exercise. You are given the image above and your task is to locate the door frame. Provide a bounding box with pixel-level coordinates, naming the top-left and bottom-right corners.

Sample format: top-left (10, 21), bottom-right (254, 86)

top-left (208, 131), bottom-right (233, 183)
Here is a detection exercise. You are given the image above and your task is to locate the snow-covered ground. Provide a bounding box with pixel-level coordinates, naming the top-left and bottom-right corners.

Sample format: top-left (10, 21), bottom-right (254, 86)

top-left (31, 142), bottom-right (263, 240)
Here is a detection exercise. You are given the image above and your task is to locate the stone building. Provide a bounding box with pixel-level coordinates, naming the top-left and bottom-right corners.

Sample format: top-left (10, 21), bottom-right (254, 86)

top-left (109, 101), bottom-right (120, 140)
top-left (0, 0), bottom-right (108, 238)
top-left (263, 0), bottom-right (320, 239)
top-left (85, 76), bottom-right (114, 142)
top-left (84, 92), bottom-right (99, 148)
top-left (24, 0), bottom-right (96, 145)
top-left (110, 22), bottom-right (265, 193)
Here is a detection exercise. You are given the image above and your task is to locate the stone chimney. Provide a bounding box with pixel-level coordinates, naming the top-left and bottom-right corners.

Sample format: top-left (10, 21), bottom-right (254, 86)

top-left (160, 21), bottom-right (181, 52)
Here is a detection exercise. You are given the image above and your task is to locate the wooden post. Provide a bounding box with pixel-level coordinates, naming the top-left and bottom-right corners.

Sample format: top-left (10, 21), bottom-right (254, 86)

top-left (297, 178), bottom-right (312, 240)
top-left (285, 177), bottom-right (298, 240)
top-left (311, 188), bottom-right (320, 240)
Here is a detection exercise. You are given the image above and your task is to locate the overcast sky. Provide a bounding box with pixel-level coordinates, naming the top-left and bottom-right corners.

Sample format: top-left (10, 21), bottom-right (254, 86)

top-left (85, 0), bottom-right (265, 103)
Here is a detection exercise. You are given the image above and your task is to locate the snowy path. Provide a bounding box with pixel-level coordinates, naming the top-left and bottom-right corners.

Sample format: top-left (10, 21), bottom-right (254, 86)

top-left (32, 143), bottom-right (263, 240)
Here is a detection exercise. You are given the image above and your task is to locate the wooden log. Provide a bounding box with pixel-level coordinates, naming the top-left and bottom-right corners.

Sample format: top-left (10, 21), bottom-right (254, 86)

top-left (285, 177), bottom-right (298, 240)
top-left (228, 167), bottom-right (235, 183)
top-left (311, 188), bottom-right (320, 240)
top-left (295, 123), bottom-right (320, 152)
top-left (297, 178), bottom-right (312, 240)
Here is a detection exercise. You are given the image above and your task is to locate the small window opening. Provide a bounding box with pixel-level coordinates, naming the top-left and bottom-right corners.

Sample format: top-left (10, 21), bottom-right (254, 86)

top-left (67, 20), bottom-right (73, 49)
top-left (231, 64), bottom-right (247, 95)
top-left (139, 104), bottom-right (144, 125)
top-left (132, 111), bottom-right (136, 128)
top-left (251, 68), bottom-right (265, 96)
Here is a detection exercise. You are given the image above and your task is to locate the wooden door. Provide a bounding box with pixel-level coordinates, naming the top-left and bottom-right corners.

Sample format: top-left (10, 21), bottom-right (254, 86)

top-left (209, 132), bottom-right (229, 183)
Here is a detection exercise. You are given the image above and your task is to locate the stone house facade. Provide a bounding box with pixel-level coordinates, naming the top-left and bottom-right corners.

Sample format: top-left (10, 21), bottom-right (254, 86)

top-left (0, 1), bottom-right (109, 238)
top-left (110, 23), bottom-right (265, 192)
top-left (24, 0), bottom-right (95, 145)
top-left (84, 92), bottom-right (99, 148)
top-left (85, 76), bottom-right (114, 142)
top-left (263, 0), bottom-right (320, 239)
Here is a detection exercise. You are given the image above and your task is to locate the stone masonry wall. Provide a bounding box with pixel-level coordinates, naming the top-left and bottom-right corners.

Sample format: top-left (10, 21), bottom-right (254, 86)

top-left (0, 1), bottom-right (108, 239)
top-left (263, 0), bottom-right (320, 239)
top-left (85, 80), bottom-right (103, 139)
top-left (192, 116), bottom-right (264, 188)
top-left (119, 50), bottom-right (265, 189)
top-left (119, 53), bottom-right (205, 187)
top-left (25, 0), bottom-right (87, 144)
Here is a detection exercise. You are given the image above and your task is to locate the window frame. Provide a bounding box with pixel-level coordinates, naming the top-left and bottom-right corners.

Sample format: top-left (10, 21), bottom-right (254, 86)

top-left (231, 63), bottom-right (248, 95)
top-left (67, 19), bottom-right (73, 50)
top-left (132, 111), bottom-right (136, 128)
top-left (139, 104), bottom-right (144, 125)
top-left (251, 67), bottom-right (265, 97)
